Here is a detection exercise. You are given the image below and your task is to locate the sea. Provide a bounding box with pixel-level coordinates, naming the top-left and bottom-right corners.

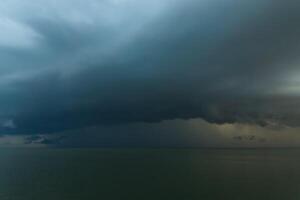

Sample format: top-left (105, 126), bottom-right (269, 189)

top-left (0, 148), bottom-right (299, 200)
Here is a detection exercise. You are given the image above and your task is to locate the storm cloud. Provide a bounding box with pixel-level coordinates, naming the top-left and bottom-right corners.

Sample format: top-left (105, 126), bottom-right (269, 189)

top-left (1, 0), bottom-right (300, 135)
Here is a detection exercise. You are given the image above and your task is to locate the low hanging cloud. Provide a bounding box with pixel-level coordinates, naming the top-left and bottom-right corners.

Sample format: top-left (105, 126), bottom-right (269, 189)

top-left (21, 119), bottom-right (300, 148)
top-left (0, 119), bottom-right (15, 129)
top-left (1, 0), bottom-right (300, 135)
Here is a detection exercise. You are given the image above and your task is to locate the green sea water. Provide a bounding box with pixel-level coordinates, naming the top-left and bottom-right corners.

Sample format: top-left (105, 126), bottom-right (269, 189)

top-left (0, 148), bottom-right (300, 200)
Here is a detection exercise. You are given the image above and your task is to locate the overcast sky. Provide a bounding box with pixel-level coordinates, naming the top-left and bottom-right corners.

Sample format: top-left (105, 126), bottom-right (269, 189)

top-left (1, 0), bottom-right (300, 147)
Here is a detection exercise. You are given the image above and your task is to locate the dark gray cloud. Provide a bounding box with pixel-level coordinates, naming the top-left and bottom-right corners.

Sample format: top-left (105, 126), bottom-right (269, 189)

top-left (24, 135), bottom-right (66, 145)
top-left (1, 0), bottom-right (300, 135)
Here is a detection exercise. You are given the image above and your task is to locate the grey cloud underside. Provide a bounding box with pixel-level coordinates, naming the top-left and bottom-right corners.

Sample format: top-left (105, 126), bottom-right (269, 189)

top-left (24, 135), bottom-right (66, 145)
top-left (1, 0), bottom-right (300, 134)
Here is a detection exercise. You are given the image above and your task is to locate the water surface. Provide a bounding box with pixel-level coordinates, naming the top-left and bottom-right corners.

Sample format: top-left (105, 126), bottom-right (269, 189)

top-left (0, 148), bottom-right (299, 200)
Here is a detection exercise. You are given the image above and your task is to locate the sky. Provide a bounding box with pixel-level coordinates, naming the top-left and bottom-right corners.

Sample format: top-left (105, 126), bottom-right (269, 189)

top-left (1, 0), bottom-right (300, 147)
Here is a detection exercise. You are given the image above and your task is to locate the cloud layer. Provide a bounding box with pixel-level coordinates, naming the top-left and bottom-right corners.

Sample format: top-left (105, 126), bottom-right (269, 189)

top-left (1, 0), bottom-right (300, 135)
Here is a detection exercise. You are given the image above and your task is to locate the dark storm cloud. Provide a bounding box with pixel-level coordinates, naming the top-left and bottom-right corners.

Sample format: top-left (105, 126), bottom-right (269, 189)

top-left (1, 0), bottom-right (300, 134)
